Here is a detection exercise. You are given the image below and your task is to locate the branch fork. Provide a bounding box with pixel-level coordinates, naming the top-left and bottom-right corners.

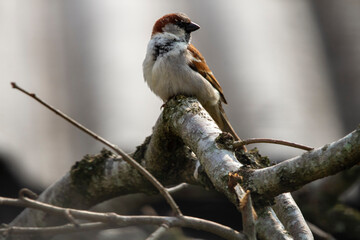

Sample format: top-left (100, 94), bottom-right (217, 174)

top-left (5, 84), bottom-right (359, 239)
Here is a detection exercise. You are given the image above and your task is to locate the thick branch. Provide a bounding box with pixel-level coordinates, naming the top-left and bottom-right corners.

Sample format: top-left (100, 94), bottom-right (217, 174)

top-left (273, 193), bottom-right (313, 240)
top-left (5, 97), bottom-right (219, 240)
top-left (11, 82), bottom-right (181, 216)
top-left (7, 96), bottom-right (359, 240)
top-left (163, 97), bottom-right (242, 202)
top-left (163, 97), bottom-right (290, 239)
top-left (256, 207), bottom-right (293, 240)
top-left (7, 144), bottom-right (202, 236)
top-left (246, 127), bottom-right (360, 200)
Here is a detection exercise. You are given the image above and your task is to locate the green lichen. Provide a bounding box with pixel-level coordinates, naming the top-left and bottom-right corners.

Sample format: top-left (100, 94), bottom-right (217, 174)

top-left (235, 147), bottom-right (270, 168)
top-left (215, 132), bottom-right (234, 150)
top-left (132, 135), bottom-right (151, 162)
top-left (163, 96), bottom-right (202, 117)
top-left (343, 142), bottom-right (352, 153)
top-left (322, 144), bottom-right (329, 152)
top-left (232, 148), bottom-right (275, 207)
top-left (70, 148), bottom-right (114, 197)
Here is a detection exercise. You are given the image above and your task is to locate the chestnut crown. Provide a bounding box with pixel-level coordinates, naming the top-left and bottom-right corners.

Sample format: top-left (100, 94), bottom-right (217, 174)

top-left (151, 13), bottom-right (200, 39)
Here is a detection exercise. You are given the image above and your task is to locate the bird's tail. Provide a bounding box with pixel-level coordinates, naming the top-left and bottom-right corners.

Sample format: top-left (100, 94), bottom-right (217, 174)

top-left (206, 103), bottom-right (247, 151)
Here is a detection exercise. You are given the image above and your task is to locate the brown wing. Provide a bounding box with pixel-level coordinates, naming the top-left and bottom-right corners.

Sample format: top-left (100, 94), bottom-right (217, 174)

top-left (187, 44), bottom-right (227, 104)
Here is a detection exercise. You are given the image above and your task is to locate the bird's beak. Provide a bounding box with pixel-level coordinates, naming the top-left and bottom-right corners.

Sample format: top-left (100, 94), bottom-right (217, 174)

top-left (185, 21), bottom-right (200, 32)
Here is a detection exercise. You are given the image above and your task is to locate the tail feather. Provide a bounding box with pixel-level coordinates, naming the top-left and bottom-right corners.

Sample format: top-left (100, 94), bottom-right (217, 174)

top-left (205, 103), bottom-right (247, 151)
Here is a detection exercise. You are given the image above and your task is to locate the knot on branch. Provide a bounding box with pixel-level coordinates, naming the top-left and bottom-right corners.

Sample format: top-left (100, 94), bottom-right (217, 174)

top-left (228, 149), bottom-right (275, 207)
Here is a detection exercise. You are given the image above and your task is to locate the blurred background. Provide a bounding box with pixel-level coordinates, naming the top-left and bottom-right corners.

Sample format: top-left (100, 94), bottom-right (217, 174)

top-left (1, 0), bottom-right (360, 239)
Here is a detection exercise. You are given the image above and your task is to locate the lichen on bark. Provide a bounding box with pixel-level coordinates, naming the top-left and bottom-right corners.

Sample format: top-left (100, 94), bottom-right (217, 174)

top-left (70, 148), bottom-right (116, 199)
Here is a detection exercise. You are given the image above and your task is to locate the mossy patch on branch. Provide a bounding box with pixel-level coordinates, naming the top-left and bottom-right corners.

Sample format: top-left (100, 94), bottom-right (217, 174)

top-left (235, 147), bottom-right (270, 168)
top-left (215, 132), bottom-right (234, 150)
top-left (132, 135), bottom-right (151, 162)
top-left (70, 148), bottom-right (114, 197)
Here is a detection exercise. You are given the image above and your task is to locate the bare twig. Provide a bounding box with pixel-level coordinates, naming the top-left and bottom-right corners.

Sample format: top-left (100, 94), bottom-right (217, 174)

top-left (165, 97), bottom-right (293, 240)
top-left (145, 224), bottom-right (169, 240)
top-left (236, 187), bottom-right (257, 240)
top-left (10, 82), bottom-right (182, 216)
top-left (306, 221), bottom-right (336, 240)
top-left (233, 138), bottom-right (314, 151)
top-left (1, 222), bottom-right (110, 236)
top-left (166, 183), bottom-right (189, 194)
top-left (18, 189), bottom-right (38, 200)
top-left (64, 209), bottom-right (80, 227)
top-left (0, 195), bottom-right (246, 240)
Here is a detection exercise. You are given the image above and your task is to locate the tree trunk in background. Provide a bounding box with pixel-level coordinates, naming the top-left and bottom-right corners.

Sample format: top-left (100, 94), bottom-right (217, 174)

top-left (312, 0), bottom-right (360, 133)
top-left (0, 1), bottom-right (78, 186)
top-left (188, 1), bottom-right (344, 160)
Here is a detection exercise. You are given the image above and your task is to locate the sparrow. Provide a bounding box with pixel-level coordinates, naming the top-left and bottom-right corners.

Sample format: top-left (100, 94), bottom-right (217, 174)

top-left (143, 13), bottom-right (245, 150)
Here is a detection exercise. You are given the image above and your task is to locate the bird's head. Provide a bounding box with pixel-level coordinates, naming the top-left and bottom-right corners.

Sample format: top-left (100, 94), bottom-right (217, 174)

top-left (151, 13), bottom-right (200, 42)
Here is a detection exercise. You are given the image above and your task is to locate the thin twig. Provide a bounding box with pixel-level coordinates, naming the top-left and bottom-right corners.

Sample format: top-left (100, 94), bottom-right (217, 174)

top-left (10, 82), bottom-right (182, 216)
top-left (235, 186), bottom-right (257, 240)
top-left (145, 224), bottom-right (169, 240)
top-left (1, 222), bottom-right (112, 236)
top-left (0, 195), bottom-right (246, 240)
top-left (18, 188), bottom-right (38, 200)
top-left (233, 138), bottom-right (314, 151)
top-left (64, 209), bottom-right (80, 227)
top-left (166, 183), bottom-right (189, 194)
top-left (306, 221), bottom-right (335, 240)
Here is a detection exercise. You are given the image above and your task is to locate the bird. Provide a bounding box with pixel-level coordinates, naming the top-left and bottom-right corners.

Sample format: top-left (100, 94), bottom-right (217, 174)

top-left (143, 13), bottom-right (245, 150)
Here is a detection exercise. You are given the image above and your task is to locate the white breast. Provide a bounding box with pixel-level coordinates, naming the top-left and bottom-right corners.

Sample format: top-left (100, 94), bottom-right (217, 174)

top-left (143, 34), bottom-right (220, 106)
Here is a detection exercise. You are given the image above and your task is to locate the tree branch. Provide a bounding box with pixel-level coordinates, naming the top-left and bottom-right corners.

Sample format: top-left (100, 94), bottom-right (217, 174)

top-left (6, 94), bottom-right (360, 240)
top-left (245, 127), bottom-right (360, 200)
top-left (255, 207), bottom-right (293, 240)
top-left (0, 222), bottom-right (110, 236)
top-left (273, 193), bottom-right (313, 239)
top-left (236, 188), bottom-right (256, 240)
top-left (6, 147), bottom-right (202, 233)
top-left (11, 82), bottom-right (182, 216)
top-left (163, 96), bottom-right (242, 202)
top-left (4, 96), bottom-right (210, 239)
top-left (161, 97), bottom-right (359, 239)
top-left (163, 96), bottom-right (292, 239)
top-left (145, 224), bottom-right (169, 240)
top-left (233, 138), bottom-right (313, 151)
top-left (0, 195), bottom-right (246, 240)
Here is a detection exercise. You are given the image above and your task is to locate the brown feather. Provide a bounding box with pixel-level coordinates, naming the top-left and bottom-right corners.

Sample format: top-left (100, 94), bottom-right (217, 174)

top-left (187, 44), bottom-right (227, 104)
top-left (205, 103), bottom-right (240, 140)
top-left (152, 13), bottom-right (191, 36)
top-left (186, 45), bottom-right (246, 150)
top-left (187, 45), bottom-right (246, 150)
